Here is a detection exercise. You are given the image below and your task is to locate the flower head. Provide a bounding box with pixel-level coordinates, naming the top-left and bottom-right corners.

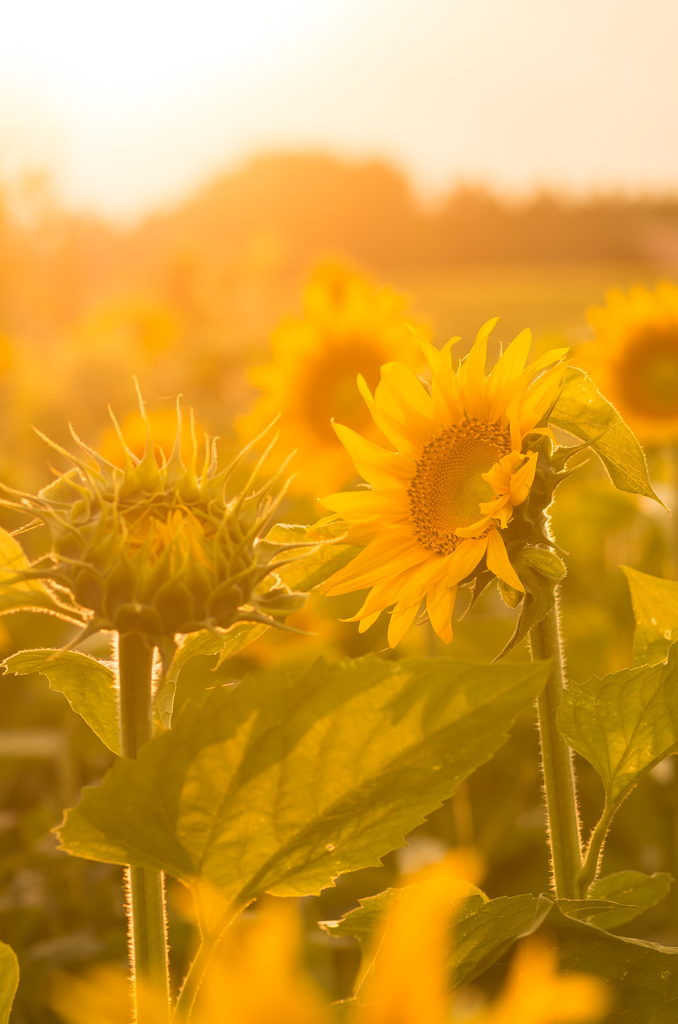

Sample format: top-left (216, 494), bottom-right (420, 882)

top-left (1, 389), bottom-right (305, 641)
top-left (580, 282), bottom-right (678, 443)
top-left (320, 321), bottom-right (568, 647)
top-left (238, 261), bottom-right (427, 495)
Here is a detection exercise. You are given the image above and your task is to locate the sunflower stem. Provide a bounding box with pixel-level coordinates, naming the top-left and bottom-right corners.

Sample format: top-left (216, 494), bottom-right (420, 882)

top-left (529, 597), bottom-right (583, 899)
top-left (118, 631), bottom-right (171, 1023)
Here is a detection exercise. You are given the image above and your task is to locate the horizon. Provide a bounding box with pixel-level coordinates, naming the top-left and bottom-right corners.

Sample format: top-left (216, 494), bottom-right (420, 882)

top-left (1, 0), bottom-right (677, 223)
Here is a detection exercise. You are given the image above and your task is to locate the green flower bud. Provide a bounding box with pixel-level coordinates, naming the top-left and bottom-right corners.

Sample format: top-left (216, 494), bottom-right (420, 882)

top-left (1, 391), bottom-right (307, 641)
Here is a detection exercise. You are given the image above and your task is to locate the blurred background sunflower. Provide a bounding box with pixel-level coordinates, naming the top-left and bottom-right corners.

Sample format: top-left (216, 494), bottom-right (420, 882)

top-left (580, 283), bottom-right (678, 446)
top-left (237, 260), bottom-right (428, 496)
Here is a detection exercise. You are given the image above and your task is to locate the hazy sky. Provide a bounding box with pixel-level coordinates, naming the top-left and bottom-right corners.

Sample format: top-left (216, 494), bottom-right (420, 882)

top-left (0, 0), bottom-right (676, 220)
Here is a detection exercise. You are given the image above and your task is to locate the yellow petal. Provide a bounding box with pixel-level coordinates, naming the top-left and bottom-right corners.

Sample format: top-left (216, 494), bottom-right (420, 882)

top-left (387, 597), bottom-right (421, 647)
top-left (427, 583), bottom-right (457, 644)
top-left (358, 610), bottom-right (381, 632)
top-left (454, 515), bottom-right (496, 537)
top-left (321, 488), bottom-right (409, 520)
top-left (443, 536), bottom-right (488, 587)
top-left (332, 422), bottom-right (413, 488)
top-left (486, 529), bottom-right (524, 592)
top-left (457, 318), bottom-right (497, 419)
top-left (323, 534), bottom-right (428, 595)
top-left (485, 328), bottom-right (532, 421)
top-left (357, 375), bottom-right (423, 455)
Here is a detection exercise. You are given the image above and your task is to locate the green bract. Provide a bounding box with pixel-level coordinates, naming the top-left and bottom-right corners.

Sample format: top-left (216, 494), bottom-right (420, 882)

top-left (0, 395), bottom-right (306, 640)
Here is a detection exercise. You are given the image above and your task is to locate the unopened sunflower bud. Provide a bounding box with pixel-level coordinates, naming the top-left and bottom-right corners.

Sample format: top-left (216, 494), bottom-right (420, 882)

top-left (1, 391), bottom-right (307, 641)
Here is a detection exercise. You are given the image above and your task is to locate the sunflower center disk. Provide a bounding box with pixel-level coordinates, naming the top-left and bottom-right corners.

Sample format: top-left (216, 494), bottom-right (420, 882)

top-left (408, 419), bottom-right (512, 556)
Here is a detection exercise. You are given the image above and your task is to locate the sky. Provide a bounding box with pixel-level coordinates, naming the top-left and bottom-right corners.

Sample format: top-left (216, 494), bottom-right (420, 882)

top-left (0, 0), bottom-right (677, 221)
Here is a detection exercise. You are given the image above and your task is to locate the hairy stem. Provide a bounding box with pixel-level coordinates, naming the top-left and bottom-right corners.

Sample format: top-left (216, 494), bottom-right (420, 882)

top-left (529, 597), bottom-right (583, 898)
top-left (118, 632), bottom-right (171, 1022)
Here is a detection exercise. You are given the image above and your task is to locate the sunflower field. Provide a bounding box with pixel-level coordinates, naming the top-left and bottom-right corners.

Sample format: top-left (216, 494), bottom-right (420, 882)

top-left (2, 163), bottom-right (678, 1024)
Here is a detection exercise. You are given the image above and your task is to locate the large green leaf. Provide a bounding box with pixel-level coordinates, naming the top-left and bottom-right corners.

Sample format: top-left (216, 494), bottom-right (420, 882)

top-left (550, 367), bottom-right (661, 503)
top-left (0, 525), bottom-right (82, 621)
top-left (2, 649), bottom-right (120, 755)
top-left (157, 522), bottom-right (360, 726)
top-left (0, 940), bottom-right (18, 1024)
top-left (545, 902), bottom-right (678, 1023)
top-left (323, 889), bottom-right (550, 990)
top-left (58, 655), bottom-right (549, 916)
top-left (621, 566), bottom-right (678, 667)
top-left (588, 871), bottom-right (673, 930)
top-left (558, 642), bottom-right (678, 808)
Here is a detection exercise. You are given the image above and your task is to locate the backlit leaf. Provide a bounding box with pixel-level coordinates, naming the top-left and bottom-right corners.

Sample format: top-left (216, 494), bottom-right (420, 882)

top-left (323, 889), bottom-right (551, 990)
top-left (550, 366), bottom-right (661, 504)
top-left (558, 643), bottom-right (678, 807)
top-left (555, 898), bottom-right (641, 924)
top-left (545, 901), bottom-right (678, 1023)
top-left (0, 526), bottom-right (82, 622)
top-left (621, 566), bottom-right (678, 667)
top-left (588, 871), bottom-right (673, 930)
top-left (2, 649), bottom-right (120, 755)
top-left (58, 655), bottom-right (549, 915)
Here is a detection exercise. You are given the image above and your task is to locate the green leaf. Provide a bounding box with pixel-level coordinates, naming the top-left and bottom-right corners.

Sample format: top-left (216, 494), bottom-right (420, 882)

top-left (58, 655), bottom-right (549, 915)
top-left (555, 897), bottom-right (642, 924)
top-left (320, 881), bottom-right (485, 949)
top-left (494, 548), bottom-right (562, 659)
top-left (588, 871), bottom-right (673, 930)
top-left (0, 940), bottom-right (19, 1024)
top-left (451, 892), bottom-right (552, 987)
top-left (544, 902), bottom-right (678, 1023)
top-left (621, 566), bottom-right (678, 667)
top-left (550, 366), bottom-right (662, 504)
top-left (2, 649), bottom-right (120, 755)
top-left (558, 642), bottom-right (678, 808)
top-left (323, 889), bottom-right (550, 990)
top-left (0, 525), bottom-right (82, 621)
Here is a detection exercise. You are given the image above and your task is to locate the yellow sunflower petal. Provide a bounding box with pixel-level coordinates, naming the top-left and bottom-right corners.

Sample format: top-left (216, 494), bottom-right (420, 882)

top-left (388, 597), bottom-right (421, 647)
top-left (485, 328), bottom-right (532, 420)
top-left (374, 364), bottom-right (436, 446)
top-left (427, 583), bottom-right (457, 644)
top-left (357, 375), bottom-right (423, 455)
top-left (332, 422), bottom-right (413, 488)
top-left (443, 536), bottom-right (489, 587)
top-left (323, 533), bottom-right (428, 595)
top-left (358, 610), bottom-right (381, 632)
top-left (485, 529), bottom-right (524, 592)
top-left (321, 488), bottom-right (409, 520)
top-left (457, 318), bottom-right (496, 419)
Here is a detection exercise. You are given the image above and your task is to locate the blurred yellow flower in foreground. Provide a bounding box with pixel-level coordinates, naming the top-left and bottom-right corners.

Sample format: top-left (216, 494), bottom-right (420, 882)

top-left (238, 261), bottom-right (427, 495)
top-left (51, 868), bottom-right (608, 1024)
top-left (581, 282), bottom-right (678, 443)
top-left (0, 334), bottom-right (14, 377)
top-left (320, 321), bottom-right (567, 647)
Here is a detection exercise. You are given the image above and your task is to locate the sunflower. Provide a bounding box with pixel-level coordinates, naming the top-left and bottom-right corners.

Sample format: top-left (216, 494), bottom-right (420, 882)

top-left (238, 261), bottom-right (427, 495)
top-left (319, 321), bottom-right (568, 647)
top-left (580, 282), bottom-right (678, 443)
